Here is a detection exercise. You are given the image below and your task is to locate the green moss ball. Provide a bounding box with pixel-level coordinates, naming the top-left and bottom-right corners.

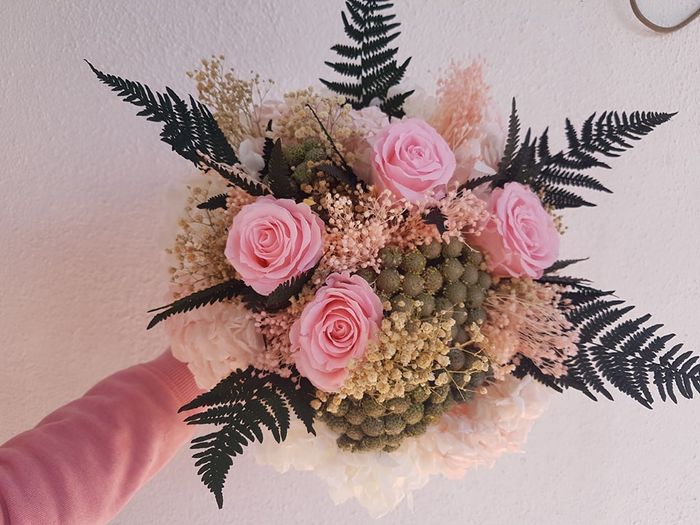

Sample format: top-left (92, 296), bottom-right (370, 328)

top-left (403, 273), bottom-right (425, 297)
top-left (358, 435), bottom-right (385, 451)
top-left (384, 414), bottom-right (406, 436)
top-left (292, 163), bottom-right (313, 185)
top-left (283, 144), bottom-right (306, 166)
top-left (452, 306), bottom-right (468, 325)
top-left (430, 385), bottom-right (450, 404)
top-left (361, 396), bottom-right (385, 418)
top-left (447, 348), bottom-right (467, 371)
top-left (325, 415), bottom-right (349, 434)
top-left (403, 420), bottom-right (428, 437)
top-left (305, 147), bottom-right (326, 162)
top-left (467, 307), bottom-right (487, 324)
top-left (334, 398), bottom-right (350, 417)
top-left (423, 267), bottom-right (444, 294)
top-left (442, 238), bottom-right (465, 258)
top-left (466, 286), bottom-right (485, 307)
top-left (469, 372), bottom-right (488, 388)
top-left (442, 258), bottom-right (464, 283)
top-left (477, 271), bottom-right (492, 289)
top-left (419, 241), bottom-right (442, 259)
top-left (445, 281), bottom-right (467, 305)
top-left (376, 268), bottom-right (401, 294)
top-left (345, 425), bottom-right (364, 441)
top-left (336, 434), bottom-right (356, 451)
top-left (434, 296), bottom-right (453, 315)
top-left (361, 417), bottom-right (385, 437)
top-left (378, 245), bottom-right (402, 269)
top-left (460, 263), bottom-right (479, 285)
top-left (401, 250), bottom-right (427, 274)
top-left (401, 403), bottom-right (424, 425)
top-left (416, 293), bottom-right (436, 318)
top-left (386, 396), bottom-right (410, 414)
top-left (423, 402), bottom-right (448, 423)
top-left (410, 385), bottom-right (431, 404)
top-left (345, 406), bottom-right (366, 426)
top-left (468, 250), bottom-right (484, 265)
top-left (391, 294), bottom-right (413, 313)
top-left (355, 267), bottom-right (377, 284)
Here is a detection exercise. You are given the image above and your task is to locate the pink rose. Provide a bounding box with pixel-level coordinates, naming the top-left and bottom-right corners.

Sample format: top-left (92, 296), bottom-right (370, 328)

top-left (225, 196), bottom-right (325, 295)
top-left (290, 273), bottom-right (383, 392)
top-left (370, 118), bottom-right (456, 202)
top-left (471, 182), bottom-right (559, 279)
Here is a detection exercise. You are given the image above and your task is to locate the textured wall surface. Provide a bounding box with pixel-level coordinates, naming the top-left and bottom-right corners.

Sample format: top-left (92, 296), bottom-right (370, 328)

top-left (1, 1), bottom-right (699, 523)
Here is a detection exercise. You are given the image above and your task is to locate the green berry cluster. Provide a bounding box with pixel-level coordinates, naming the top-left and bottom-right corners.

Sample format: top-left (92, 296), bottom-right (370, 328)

top-left (323, 349), bottom-right (489, 453)
top-left (284, 139), bottom-right (329, 186)
top-left (360, 238), bottom-right (492, 333)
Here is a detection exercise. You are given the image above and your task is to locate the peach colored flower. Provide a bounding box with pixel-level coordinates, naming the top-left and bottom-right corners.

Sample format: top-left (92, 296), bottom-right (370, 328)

top-left (470, 182), bottom-right (559, 279)
top-left (225, 196), bottom-right (325, 295)
top-left (369, 118), bottom-right (456, 202)
top-left (290, 273), bottom-right (383, 392)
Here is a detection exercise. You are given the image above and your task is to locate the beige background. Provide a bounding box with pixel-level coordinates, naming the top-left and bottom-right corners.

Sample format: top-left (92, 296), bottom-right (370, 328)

top-left (1, 0), bottom-right (699, 523)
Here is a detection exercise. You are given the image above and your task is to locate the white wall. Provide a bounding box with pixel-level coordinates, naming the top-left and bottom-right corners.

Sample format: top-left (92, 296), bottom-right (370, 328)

top-left (1, 1), bottom-right (699, 523)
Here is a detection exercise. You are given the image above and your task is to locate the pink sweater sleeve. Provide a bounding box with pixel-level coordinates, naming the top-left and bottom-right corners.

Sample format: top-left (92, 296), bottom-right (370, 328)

top-left (0, 350), bottom-right (202, 525)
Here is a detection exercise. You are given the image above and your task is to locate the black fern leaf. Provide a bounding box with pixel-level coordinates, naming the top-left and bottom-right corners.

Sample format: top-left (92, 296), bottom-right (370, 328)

top-left (317, 163), bottom-right (356, 186)
top-left (197, 193), bottom-right (228, 210)
top-left (380, 89), bottom-right (415, 119)
top-left (265, 139), bottom-right (299, 200)
top-left (202, 159), bottom-right (268, 197)
top-left (260, 121), bottom-right (275, 178)
top-left (146, 279), bottom-right (255, 329)
top-left (516, 277), bottom-right (700, 408)
top-left (540, 186), bottom-right (595, 209)
top-left (87, 61), bottom-right (266, 196)
top-left (512, 357), bottom-right (564, 392)
top-left (179, 367), bottom-right (316, 508)
top-left (493, 98), bottom-right (521, 186)
top-left (321, 0), bottom-right (413, 118)
top-left (491, 100), bottom-right (675, 208)
top-left (544, 258), bottom-right (588, 274)
top-left (459, 174), bottom-right (496, 192)
top-left (423, 207), bottom-right (447, 235)
top-left (246, 266), bottom-right (318, 313)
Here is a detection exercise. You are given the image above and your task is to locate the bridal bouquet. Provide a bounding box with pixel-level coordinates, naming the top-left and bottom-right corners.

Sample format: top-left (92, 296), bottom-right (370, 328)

top-left (88, 0), bottom-right (698, 516)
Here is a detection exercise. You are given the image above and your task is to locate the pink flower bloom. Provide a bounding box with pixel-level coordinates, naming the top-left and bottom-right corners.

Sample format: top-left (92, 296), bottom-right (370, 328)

top-left (470, 182), bottom-right (559, 279)
top-left (369, 118), bottom-right (456, 202)
top-left (225, 196), bottom-right (325, 295)
top-left (290, 273), bottom-right (383, 392)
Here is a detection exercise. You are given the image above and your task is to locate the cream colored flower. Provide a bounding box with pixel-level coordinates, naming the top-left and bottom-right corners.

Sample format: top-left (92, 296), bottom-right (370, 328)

top-left (166, 300), bottom-right (264, 389)
top-left (255, 376), bottom-right (549, 517)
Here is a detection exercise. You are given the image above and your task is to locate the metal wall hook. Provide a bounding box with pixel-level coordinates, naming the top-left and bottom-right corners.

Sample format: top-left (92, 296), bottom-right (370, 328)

top-left (630, 0), bottom-right (700, 33)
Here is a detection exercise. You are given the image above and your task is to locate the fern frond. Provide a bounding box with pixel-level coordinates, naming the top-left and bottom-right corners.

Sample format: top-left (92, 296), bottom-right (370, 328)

top-left (490, 100), bottom-right (675, 209)
top-left (516, 277), bottom-right (700, 408)
top-left (196, 193), bottom-right (228, 210)
top-left (87, 61), bottom-right (270, 196)
top-left (321, 0), bottom-right (413, 118)
top-left (245, 265), bottom-right (318, 313)
top-left (264, 139), bottom-right (298, 200)
top-left (146, 279), bottom-right (256, 329)
top-left (179, 367), bottom-right (316, 508)
top-left (544, 258), bottom-right (588, 274)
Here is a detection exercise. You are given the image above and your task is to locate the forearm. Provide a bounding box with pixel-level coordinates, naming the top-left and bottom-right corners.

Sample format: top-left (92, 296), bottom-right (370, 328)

top-left (0, 351), bottom-right (200, 525)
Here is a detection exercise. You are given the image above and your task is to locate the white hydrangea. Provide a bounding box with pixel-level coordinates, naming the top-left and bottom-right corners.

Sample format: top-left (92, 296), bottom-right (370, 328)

top-left (255, 376), bottom-right (549, 517)
top-left (166, 300), bottom-right (264, 389)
